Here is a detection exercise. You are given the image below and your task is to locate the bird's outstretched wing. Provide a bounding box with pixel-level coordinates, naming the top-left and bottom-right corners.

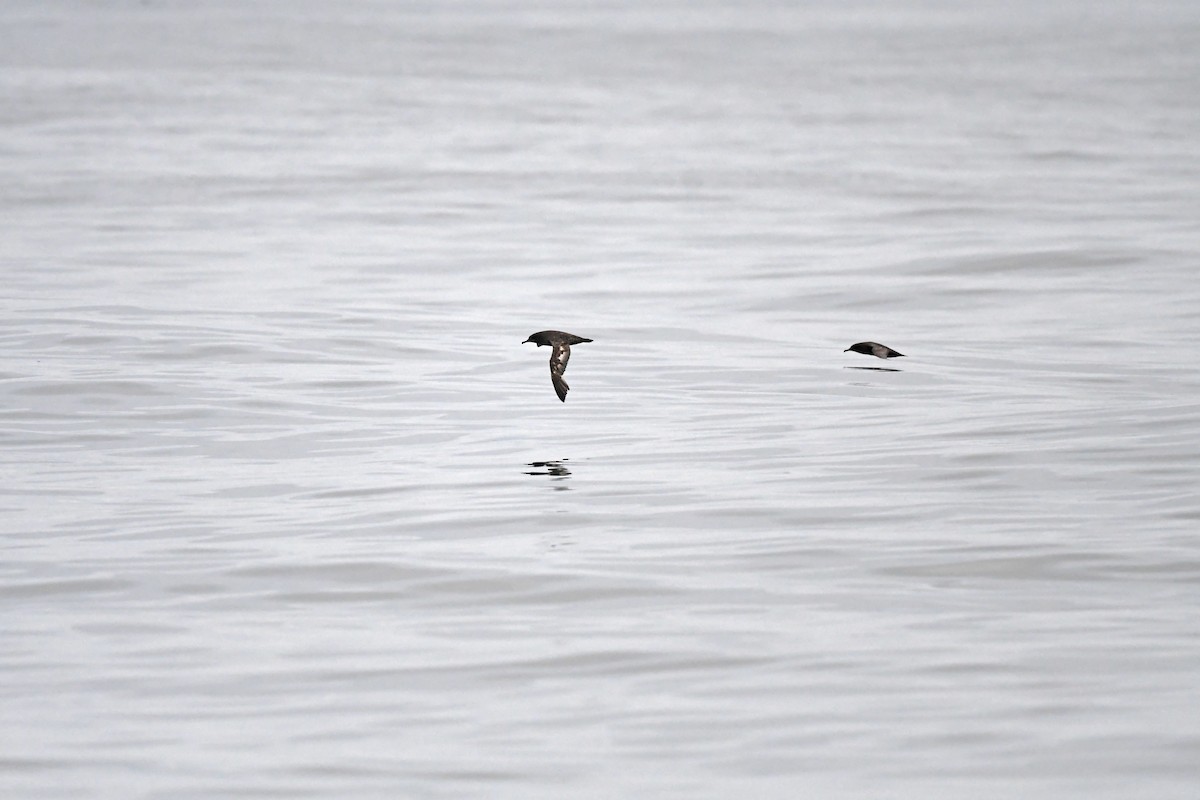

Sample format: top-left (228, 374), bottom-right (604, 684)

top-left (549, 343), bottom-right (571, 402)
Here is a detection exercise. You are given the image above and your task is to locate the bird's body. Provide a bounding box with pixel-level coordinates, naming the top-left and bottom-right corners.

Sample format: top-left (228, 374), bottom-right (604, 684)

top-left (522, 330), bottom-right (593, 402)
top-left (845, 341), bottom-right (904, 359)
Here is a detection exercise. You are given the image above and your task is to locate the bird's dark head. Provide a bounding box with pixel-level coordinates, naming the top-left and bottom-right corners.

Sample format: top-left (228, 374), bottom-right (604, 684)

top-left (523, 332), bottom-right (549, 346)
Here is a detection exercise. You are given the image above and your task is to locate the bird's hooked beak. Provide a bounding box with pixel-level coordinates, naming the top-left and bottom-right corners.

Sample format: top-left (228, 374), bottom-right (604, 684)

top-left (522, 338), bottom-right (534, 344)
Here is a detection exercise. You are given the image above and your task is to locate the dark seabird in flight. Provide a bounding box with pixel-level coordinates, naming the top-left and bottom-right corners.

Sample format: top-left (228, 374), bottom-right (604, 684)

top-left (845, 341), bottom-right (905, 359)
top-left (522, 330), bottom-right (593, 402)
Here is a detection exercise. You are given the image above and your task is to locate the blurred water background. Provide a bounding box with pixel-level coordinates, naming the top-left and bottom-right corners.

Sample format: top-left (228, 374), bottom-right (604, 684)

top-left (3, 1), bottom-right (1199, 797)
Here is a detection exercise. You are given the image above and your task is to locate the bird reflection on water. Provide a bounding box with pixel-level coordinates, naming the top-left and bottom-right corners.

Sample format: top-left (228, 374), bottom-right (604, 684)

top-left (525, 459), bottom-right (572, 490)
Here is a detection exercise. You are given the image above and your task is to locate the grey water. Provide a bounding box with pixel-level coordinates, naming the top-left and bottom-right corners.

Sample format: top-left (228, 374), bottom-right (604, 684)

top-left (3, 1), bottom-right (1200, 797)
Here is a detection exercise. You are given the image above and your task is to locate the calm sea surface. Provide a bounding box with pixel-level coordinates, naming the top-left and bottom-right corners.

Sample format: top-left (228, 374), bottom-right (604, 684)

top-left (3, 1), bottom-right (1199, 797)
